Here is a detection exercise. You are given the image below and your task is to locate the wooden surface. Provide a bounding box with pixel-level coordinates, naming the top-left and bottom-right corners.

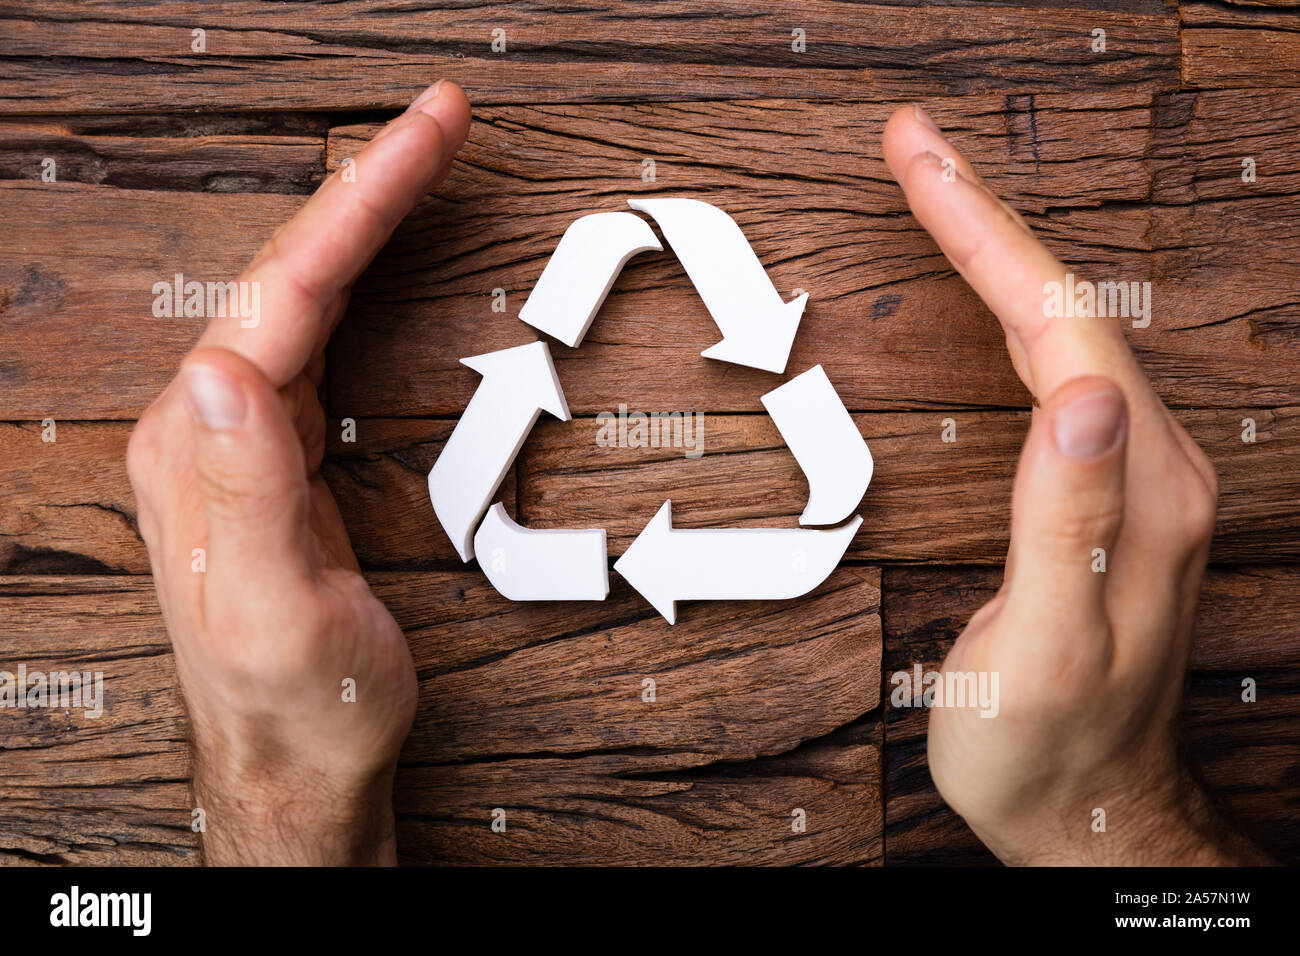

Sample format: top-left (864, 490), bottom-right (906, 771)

top-left (1, 1), bottom-right (1298, 866)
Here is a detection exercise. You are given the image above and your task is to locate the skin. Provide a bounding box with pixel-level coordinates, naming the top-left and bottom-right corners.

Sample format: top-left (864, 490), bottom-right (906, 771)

top-left (127, 88), bottom-right (1266, 865)
top-left (127, 81), bottom-right (471, 865)
top-left (883, 105), bottom-right (1269, 865)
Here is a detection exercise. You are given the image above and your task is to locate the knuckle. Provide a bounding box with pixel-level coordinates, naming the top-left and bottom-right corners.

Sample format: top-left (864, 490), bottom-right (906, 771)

top-left (1179, 475), bottom-right (1218, 547)
top-left (196, 461), bottom-right (281, 523)
top-left (125, 412), bottom-right (163, 493)
top-left (1046, 498), bottom-right (1125, 550)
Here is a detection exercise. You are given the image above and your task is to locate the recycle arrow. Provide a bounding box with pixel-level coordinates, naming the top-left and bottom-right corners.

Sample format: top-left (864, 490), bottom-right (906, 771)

top-left (474, 503), bottom-right (609, 601)
top-left (428, 340), bottom-right (569, 562)
top-left (762, 365), bottom-right (873, 526)
top-left (628, 197), bottom-right (807, 374)
top-left (518, 211), bottom-right (661, 348)
top-left (613, 501), bottom-right (862, 625)
top-left (428, 199), bottom-right (872, 622)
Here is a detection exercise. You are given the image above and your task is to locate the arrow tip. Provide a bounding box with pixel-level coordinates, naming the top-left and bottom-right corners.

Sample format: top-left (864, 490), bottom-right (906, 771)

top-left (699, 291), bottom-right (807, 374)
top-left (613, 500), bottom-right (678, 625)
top-left (461, 340), bottom-right (571, 421)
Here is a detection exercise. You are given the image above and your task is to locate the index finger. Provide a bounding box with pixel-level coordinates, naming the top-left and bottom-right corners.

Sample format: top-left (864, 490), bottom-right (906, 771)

top-left (882, 104), bottom-right (1151, 410)
top-left (197, 80), bottom-right (472, 387)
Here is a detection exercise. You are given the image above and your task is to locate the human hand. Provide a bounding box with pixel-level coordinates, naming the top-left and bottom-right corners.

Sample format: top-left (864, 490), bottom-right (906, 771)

top-left (882, 105), bottom-right (1268, 865)
top-left (126, 81), bottom-right (471, 865)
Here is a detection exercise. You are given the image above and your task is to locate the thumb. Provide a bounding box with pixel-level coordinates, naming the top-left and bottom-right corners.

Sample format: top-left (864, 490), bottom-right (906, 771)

top-left (1006, 376), bottom-right (1128, 626)
top-left (179, 347), bottom-right (314, 594)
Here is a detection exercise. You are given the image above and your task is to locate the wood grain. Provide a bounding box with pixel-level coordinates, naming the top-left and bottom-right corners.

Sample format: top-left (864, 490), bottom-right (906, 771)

top-left (0, 568), bottom-right (883, 865)
top-left (1151, 89), bottom-right (1300, 204)
top-left (6, 94), bottom-right (1299, 420)
top-left (5, 407), bottom-right (1298, 576)
top-left (0, 182), bottom-right (300, 420)
top-left (4, 0), bottom-right (1300, 871)
top-left (516, 406), bottom-right (1300, 564)
top-left (881, 566), bottom-right (1300, 866)
top-left (1182, 2), bottom-right (1300, 88)
top-left (0, 116), bottom-right (325, 193)
top-left (324, 96), bottom-right (1300, 416)
top-left (0, 2), bottom-right (1179, 113)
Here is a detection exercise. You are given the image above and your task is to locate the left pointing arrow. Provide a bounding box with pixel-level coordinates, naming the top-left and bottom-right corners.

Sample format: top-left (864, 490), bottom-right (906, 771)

top-left (473, 503), bottom-right (609, 600)
top-left (428, 340), bottom-right (570, 562)
top-left (614, 501), bottom-right (862, 625)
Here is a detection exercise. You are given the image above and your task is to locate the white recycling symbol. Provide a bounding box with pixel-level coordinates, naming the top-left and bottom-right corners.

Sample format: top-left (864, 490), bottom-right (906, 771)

top-left (428, 198), bottom-right (873, 625)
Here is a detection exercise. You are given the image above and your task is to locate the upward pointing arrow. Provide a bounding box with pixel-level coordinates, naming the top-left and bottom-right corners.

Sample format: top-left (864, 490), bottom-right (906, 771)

top-left (428, 341), bottom-right (570, 562)
top-left (628, 197), bottom-right (807, 374)
top-left (614, 501), bottom-right (862, 625)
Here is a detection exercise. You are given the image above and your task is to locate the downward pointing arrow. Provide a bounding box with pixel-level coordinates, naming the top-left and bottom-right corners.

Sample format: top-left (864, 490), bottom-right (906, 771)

top-left (761, 365), bottom-right (874, 526)
top-left (473, 503), bottom-right (609, 600)
top-left (428, 341), bottom-right (570, 562)
top-left (628, 197), bottom-right (807, 374)
top-left (614, 501), bottom-right (862, 625)
top-left (519, 212), bottom-right (662, 347)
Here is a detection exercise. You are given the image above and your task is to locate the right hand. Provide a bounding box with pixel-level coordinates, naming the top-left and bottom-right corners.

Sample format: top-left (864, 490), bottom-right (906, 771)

top-left (882, 104), bottom-right (1266, 865)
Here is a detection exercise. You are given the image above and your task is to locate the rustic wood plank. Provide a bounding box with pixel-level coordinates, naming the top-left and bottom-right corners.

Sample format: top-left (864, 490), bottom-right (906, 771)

top-left (0, 3), bottom-right (1180, 113)
top-left (1151, 89), bottom-right (1300, 204)
top-left (7, 95), bottom-right (1299, 420)
top-left (395, 719), bottom-right (882, 865)
top-left (324, 95), bottom-right (1146, 418)
top-left (1182, 2), bottom-right (1300, 88)
top-left (0, 568), bottom-right (882, 864)
top-left (325, 98), bottom-right (1300, 416)
top-left (0, 418), bottom-right (512, 574)
top-left (0, 182), bottom-right (300, 420)
top-left (0, 118), bottom-right (325, 194)
top-left (5, 406), bottom-right (1298, 575)
top-left (881, 566), bottom-right (1300, 865)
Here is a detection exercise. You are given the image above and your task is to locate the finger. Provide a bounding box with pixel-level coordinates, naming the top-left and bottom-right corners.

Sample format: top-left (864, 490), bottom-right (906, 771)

top-left (882, 107), bottom-right (1151, 405)
top-left (198, 80), bottom-right (473, 386)
top-left (179, 347), bottom-right (316, 603)
top-left (1005, 376), bottom-right (1128, 631)
top-left (883, 105), bottom-right (1009, 213)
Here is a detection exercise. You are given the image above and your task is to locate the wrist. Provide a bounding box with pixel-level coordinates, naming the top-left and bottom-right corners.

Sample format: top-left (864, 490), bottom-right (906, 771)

top-left (191, 743), bottom-right (399, 866)
top-left (992, 765), bottom-right (1270, 866)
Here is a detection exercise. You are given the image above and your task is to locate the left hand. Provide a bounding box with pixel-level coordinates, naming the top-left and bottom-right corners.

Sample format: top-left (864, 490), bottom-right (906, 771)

top-left (126, 80), bottom-right (471, 865)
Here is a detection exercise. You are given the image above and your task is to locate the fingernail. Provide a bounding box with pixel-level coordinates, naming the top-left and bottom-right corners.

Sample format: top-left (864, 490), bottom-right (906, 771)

top-left (1054, 389), bottom-right (1126, 460)
top-left (406, 80), bottom-right (445, 114)
top-left (183, 365), bottom-right (247, 430)
top-left (914, 104), bottom-right (945, 138)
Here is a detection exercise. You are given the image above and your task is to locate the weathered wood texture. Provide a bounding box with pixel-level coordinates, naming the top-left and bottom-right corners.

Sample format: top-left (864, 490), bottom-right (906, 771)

top-left (1182, 2), bottom-right (1300, 87)
top-left (516, 407), bottom-right (1300, 564)
top-left (8, 92), bottom-right (1300, 420)
top-left (321, 93), bottom-right (1298, 416)
top-left (0, 116), bottom-right (325, 193)
top-left (0, 569), bottom-right (883, 865)
top-left (4, 1), bottom-right (1300, 869)
top-left (882, 566), bottom-right (1300, 866)
top-left (4, 407), bottom-right (1298, 576)
top-left (0, 182), bottom-right (301, 420)
top-left (0, 2), bottom-right (1180, 114)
